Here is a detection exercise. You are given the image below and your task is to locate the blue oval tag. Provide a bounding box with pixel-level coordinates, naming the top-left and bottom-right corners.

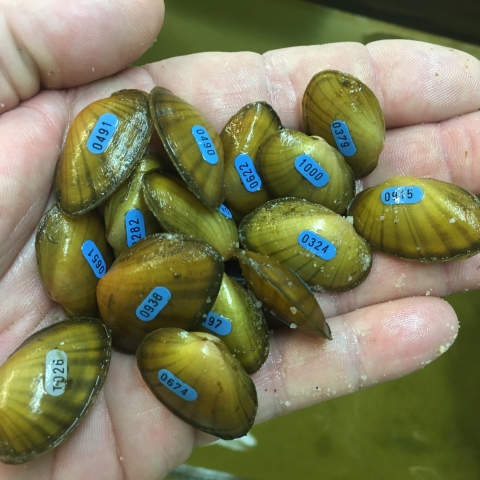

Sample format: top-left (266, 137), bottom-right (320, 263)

top-left (234, 154), bottom-right (262, 192)
top-left (218, 204), bottom-right (233, 219)
top-left (381, 186), bottom-right (424, 205)
top-left (87, 113), bottom-right (119, 154)
top-left (136, 286), bottom-right (171, 321)
top-left (201, 312), bottom-right (232, 336)
top-left (158, 368), bottom-right (198, 401)
top-left (125, 209), bottom-right (146, 247)
top-left (294, 155), bottom-right (329, 187)
top-left (298, 230), bottom-right (337, 261)
top-left (81, 240), bottom-right (107, 278)
top-left (191, 125), bottom-right (218, 164)
top-left (330, 120), bottom-right (356, 157)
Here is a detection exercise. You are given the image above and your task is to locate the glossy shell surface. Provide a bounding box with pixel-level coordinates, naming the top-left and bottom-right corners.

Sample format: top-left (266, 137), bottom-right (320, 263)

top-left (104, 153), bottom-right (164, 256)
top-left (149, 87), bottom-right (225, 209)
top-left (96, 233), bottom-right (224, 353)
top-left (35, 204), bottom-right (114, 317)
top-left (302, 70), bottom-right (385, 178)
top-left (137, 328), bottom-right (257, 439)
top-left (257, 129), bottom-right (355, 214)
top-left (199, 274), bottom-right (270, 373)
top-left (55, 89), bottom-right (153, 215)
top-left (143, 171), bottom-right (238, 261)
top-left (221, 101), bottom-right (282, 219)
top-left (238, 250), bottom-right (331, 338)
top-left (348, 175), bottom-right (480, 261)
top-left (239, 198), bottom-right (372, 291)
top-left (0, 318), bottom-right (111, 464)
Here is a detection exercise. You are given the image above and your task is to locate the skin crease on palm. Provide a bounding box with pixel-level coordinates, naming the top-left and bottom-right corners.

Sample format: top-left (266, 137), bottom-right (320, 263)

top-left (0, 0), bottom-right (480, 478)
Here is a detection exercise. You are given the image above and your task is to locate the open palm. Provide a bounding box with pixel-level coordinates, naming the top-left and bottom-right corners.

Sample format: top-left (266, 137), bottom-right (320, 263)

top-left (1, 1), bottom-right (479, 479)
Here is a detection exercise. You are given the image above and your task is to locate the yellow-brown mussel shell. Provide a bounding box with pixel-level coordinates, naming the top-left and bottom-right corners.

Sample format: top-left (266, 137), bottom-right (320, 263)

top-left (348, 176), bottom-right (480, 261)
top-left (0, 318), bottom-right (111, 464)
top-left (143, 171), bottom-right (238, 261)
top-left (221, 101), bottom-right (282, 220)
top-left (239, 198), bottom-right (372, 291)
top-left (149, 87), bottom-right (225, 209)
top-left (96, 233), bottom-right (224, 354)
top-left (55, 89), bottom-right (153, 215)
top-left (302, 70), bottom-right (385, 178)
top-left (35, 204), bottom-right (114, 317)
top-left (197, 274), bottom-right (270, 374)
top-left (237, 250), bottom-right (331, 339)
top-left (136, 328), bottom-right (257, 440)
top-left (104, 152), bottom-right (165, 256)
top-left (257, 129), bottom-right (355, 214)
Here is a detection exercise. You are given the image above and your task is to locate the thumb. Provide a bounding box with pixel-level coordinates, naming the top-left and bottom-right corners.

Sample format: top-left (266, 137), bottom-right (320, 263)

top-left (0, 0), bottom-right (164, 109)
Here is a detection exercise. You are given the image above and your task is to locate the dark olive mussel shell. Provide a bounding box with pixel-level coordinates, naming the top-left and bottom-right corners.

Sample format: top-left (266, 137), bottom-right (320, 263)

top-left (256, 129), bottom-right (355, 214)
top-left (302, 70), bottom-right (385, 178)
top-left (198, 274), bottom-right (270, 374)
top-left (149, 87), bottom-right (225, 209)
top-left (55, 89), bottom-right (153, 215)
top-left (35, 204), bottom-right (114, 317)
top-left (137, 328), bottom-right (258, 440)
top-left (143, 171), bottom-right (238, 261)
top-left (348, 175), bottom-right (480, 261)
top-left (96, 233), bottom-right (224, 354)
top-left (239, 198), bottom-right (372, 291)
top-left (237, 250), bottom-right (331, 339)
top-left (0, 318), bottom-right (111, 464)
top-left (221, 101), bottom-right (282, 220)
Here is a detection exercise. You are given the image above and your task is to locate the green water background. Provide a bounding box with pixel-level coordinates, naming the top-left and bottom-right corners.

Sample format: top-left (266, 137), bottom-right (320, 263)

top-left (136, 1), bottom-right (480, 477)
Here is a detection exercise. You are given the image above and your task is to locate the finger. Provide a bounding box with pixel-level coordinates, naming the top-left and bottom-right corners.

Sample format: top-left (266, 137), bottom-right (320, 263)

top-left (366, 40), bottom-right (480, 128)
top-left (365, 110), bottom-right (480, 194)
top-left (315, 252), bottom-right (480, 318)
top-left (103, 352), bottom-right (195, 480)
top-left (144, 40), bottom-right (480, 132)
top-left (0, 0), bottom-right (164, 109)
top-left (251, 296), bottom-right (457, 424)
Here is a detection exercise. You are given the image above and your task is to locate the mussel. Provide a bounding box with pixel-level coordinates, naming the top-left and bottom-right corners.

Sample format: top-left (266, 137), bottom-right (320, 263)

top-left (256, 129), bottom-right (355, 214)
top-left (198, 274), bottom-right (270, 373)
top-left (136, 328), bottom-right (258, 439)
top-left (149, 87), bottom-right (225, 209)
top-left (96, 233), bottom-right (224, 353)
top-left (221, 101), bottom-right (283, 220)
top-left (0, 318), bottom-right (111, 464)
top-left (55, 89), bottom-right (153, 215)
top-left (104, 152), bottom-right (165, 256)
top-left (237, 250), bottom-right (331, 339)
top-left (142, 171), bottom-right (239, 261)
top-left (239, 197), bottom-right (372, 291)
top-left (348, 175), bottom-right (480, 261)
top-left (35, 204), bottom-right (114, 317)
top-left (302, 70), bottom-right (385, 178)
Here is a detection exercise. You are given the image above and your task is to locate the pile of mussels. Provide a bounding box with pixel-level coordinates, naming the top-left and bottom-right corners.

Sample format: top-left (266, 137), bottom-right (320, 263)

top-left (1, 70), bottom-right (480, 465)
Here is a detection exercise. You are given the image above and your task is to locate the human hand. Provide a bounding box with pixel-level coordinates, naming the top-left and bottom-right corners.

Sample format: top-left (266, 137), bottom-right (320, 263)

top-left (1, 1), bottom-right (479, 478)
